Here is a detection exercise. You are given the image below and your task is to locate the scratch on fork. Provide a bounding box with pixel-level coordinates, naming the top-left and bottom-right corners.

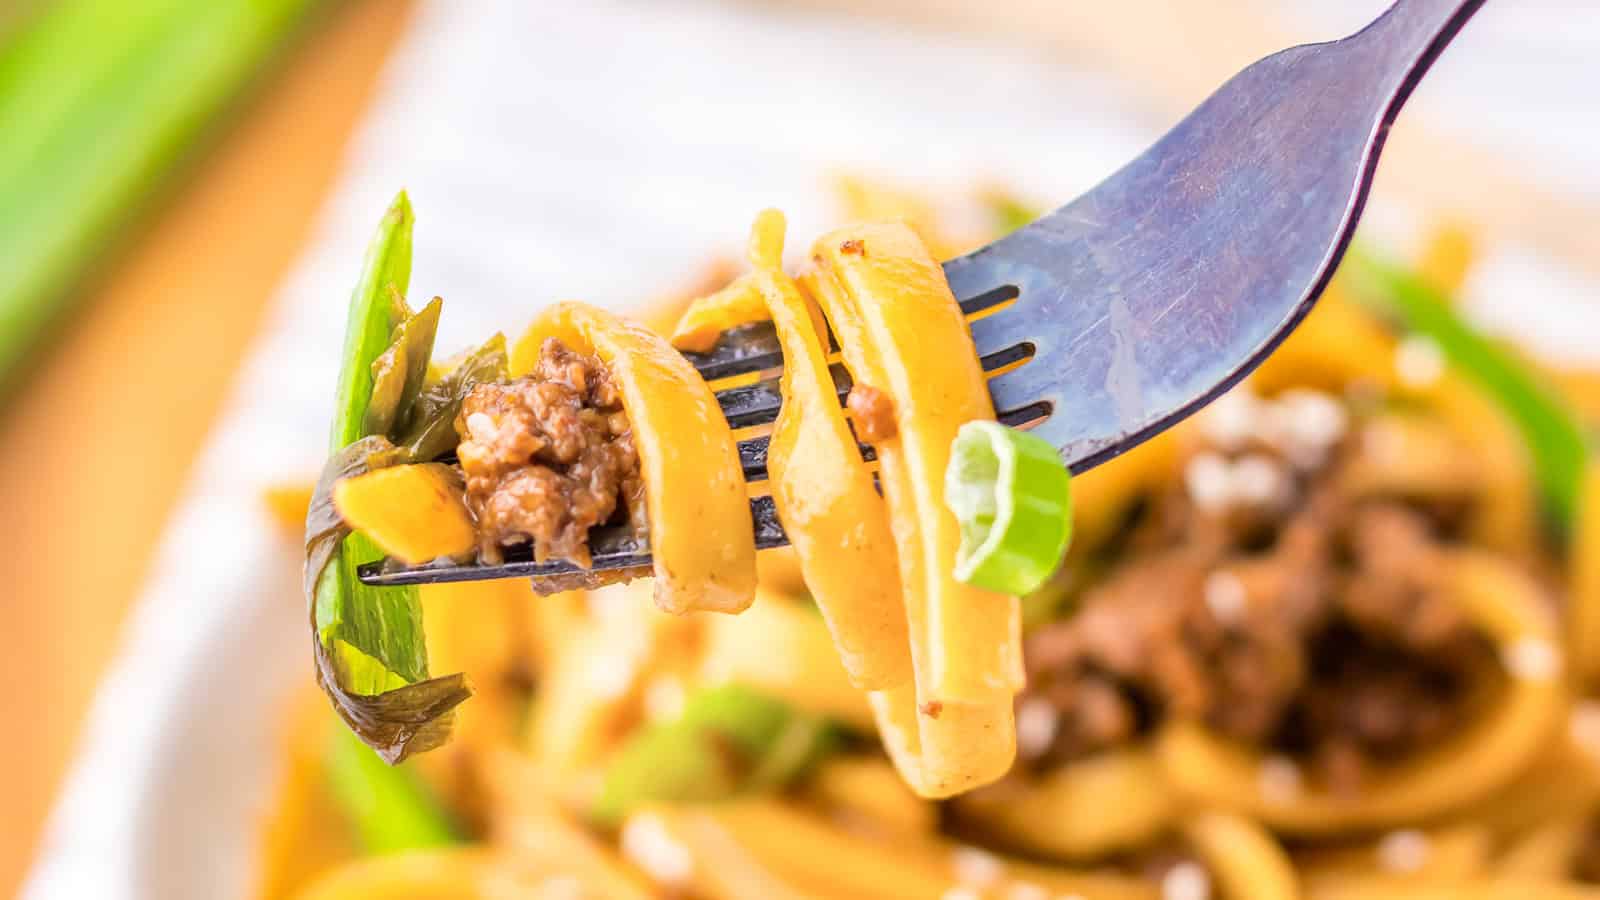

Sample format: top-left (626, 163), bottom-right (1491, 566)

top-left (1063, 311), bottom-right (1111, 356)
top-left (1146, 282), bottom-right (1196, 329)
top-left (1105, 294), bottom-right (1145, 425)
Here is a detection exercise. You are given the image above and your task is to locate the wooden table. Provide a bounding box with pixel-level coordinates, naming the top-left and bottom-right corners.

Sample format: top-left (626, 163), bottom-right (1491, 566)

top-left (0, 2), bottom-right (413, 893)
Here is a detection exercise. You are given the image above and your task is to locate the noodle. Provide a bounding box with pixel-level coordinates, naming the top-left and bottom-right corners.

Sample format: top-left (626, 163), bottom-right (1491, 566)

top-left (804, 222), bottom-right (1023, 795)
top-left (745, 210), bottom-right (913, 691)
top-left (1157, 551), bottom-right (1564, 835)
top-left (511, 304), bottom-right (757, 614)
top-left (1571, 462), bottom-right (1600, 684)
top-left (953, 747), bottom-right (1180, 858)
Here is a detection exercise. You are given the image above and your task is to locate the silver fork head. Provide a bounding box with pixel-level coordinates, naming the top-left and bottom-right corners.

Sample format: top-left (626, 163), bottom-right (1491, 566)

top-left (359, 0), bottom-right (1483, 591)
top-left (951, 0), bottom-right (1484, 472)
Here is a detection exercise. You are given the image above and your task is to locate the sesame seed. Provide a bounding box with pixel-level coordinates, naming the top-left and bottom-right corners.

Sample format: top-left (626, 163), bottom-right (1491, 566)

top-left (1232, 454), bottom-right (1288, 506)
top-left (1259, 756), bottom-right (1302, 803)
top-left (1503, 637), bottom-right (1562, 681)
top-left (1161, 861), bottom-right (1212, 900)
top-left (1395, 336), bottom-right (1447, 387)
top-left (1276, 389), bottom-right (1347, 451)
top-left (621, 814), bottom-right (694, 885)
top-left (1185, 452), bottom-right (1233, 512)
top-left (1199, 389), bottom-right (1262, 449)
top-left (1203, 571), bottom-right (1248, 623)
top-left (1377, 829), bottom-right (1431, 873)
top-left (952, 846), bottom-right (1004, 886)
top-left (1015, 698), bottom-right (1061, 759)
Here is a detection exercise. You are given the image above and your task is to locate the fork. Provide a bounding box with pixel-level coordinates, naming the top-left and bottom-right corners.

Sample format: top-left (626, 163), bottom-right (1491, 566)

top-left (361, 0), bottom-right (1483, 592)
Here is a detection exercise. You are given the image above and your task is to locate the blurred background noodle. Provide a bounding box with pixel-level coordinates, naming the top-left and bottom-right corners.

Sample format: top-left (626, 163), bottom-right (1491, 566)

top-left (0, 1), bottom-right (413, 893)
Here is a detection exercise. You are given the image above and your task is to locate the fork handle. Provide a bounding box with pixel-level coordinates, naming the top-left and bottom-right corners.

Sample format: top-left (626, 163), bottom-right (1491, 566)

top-left (1359, 0), bottom-right (1486, 98)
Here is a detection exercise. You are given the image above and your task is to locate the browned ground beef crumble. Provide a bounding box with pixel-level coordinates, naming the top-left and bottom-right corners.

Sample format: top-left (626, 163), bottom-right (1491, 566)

top-left (455, 337), bottom-right (644, 567)
top-left (846, 383), bottom-right (897, 443)
top-left (1020, 392), bottom-right (1502, 793)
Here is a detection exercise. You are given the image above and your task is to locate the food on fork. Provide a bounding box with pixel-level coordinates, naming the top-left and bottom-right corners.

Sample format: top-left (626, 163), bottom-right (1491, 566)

top-left (305, 193), bottom-right (1070, 796)
top-left (271, 179), bottom-right (1600, 900)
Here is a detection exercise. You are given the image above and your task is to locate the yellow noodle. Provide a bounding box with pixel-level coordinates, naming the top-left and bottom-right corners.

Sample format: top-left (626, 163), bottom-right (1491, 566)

top-left (1417, 220), bottom-right (1478, 299)
top-left (1298, 824), bottom-right (1493, 889)
top-left (747, 209), bottom-right (913, 690)
top-left (668, 272), bottom-right (767, 353)
top-left (1307, 878), bottom-right (1600, 900)
top-left (255, 693), bottom-right (357, 900)
top-left (697, 589), bottom-right (875, 732)
top-left (1499, 815), bottom-right (1591, 880)
top-left (633, 800), bottom-right (1159, 900)
top-left (1252, 284), bottom-right (1397, 395)
top-left (513, 303), bottom-right (756, 614)
top-left (525, 583), bottom-right (678, 793)
top-left (481, 752), bottom-right (658, 899)
top-left (952, 747), bottom-right (1179, 859)
top-left (1067, 427), bottom-right (1181, 555)
top-left (806, 223), bottom-right (1024, 702)
top-left (804, 223), bottom-right (1021, 796)
top-left (292, 845), bottom-right (655, 900)
top-left (1407, 372), bottom-right (1541, 561)
top-left (1158, 550), bottom-right (1563, 835)
top-left (1446, 721), bottom-right (1600, 838)
top-left (1551, 367), bottom-right (1600, 422)
top-left (1571, 462), bottom-right (1600, 685)
top-left (1340, 411), bottom-right (1486, 502)
top-left (1183, 811), bottom-right (1301, 900)
top-left (869, 683), bottom-right (1016, 799)
top-left (805, 755), bottom-right (939, 837)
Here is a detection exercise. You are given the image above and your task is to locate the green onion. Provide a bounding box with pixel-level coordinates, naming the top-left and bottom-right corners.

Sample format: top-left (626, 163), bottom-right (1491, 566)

top-left (305, 192), bottom-right (470, 764)
top-left (593, 684), bottom-right (838, 825)
top-left (946, 420), bottom-right (1074, 595)
top-left (324, 727), bottom-right (459, 854)
top-left (1345, 246), bottom-right (1589, 530)
top-left (985, 193), bottom-right (1042, 236)
top-left (0, 0), bottom-right (321, 388)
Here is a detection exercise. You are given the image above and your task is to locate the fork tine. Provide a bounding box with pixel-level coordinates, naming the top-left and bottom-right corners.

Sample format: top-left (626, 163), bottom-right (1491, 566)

top-left (713, 327), bottom-right (1035, 431)
top-left (358, 495), bottom-right (790, 592)
top-left (360, 285), bottom-right (1024, 587)
top-left (686, 283), bottom-right (1019, 383)
top-left (738, 432), bottom-right (878, 483)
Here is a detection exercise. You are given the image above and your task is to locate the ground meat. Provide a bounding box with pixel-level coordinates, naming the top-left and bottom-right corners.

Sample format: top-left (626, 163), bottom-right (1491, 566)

top-left (847, 383), bottom-right (896, 443)
top-left (455, 338), bottom-right (645, 567)
top-left (1020, 391), bottom-right (1503, 791)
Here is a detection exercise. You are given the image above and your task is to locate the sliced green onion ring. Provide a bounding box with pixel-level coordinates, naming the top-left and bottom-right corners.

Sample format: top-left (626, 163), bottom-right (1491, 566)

top-left (945, 420), bottom-right (1073, 595)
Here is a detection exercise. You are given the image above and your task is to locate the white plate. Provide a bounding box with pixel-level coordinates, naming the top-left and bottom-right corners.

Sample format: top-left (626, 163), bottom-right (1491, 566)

top-left (22, 2), bottom-right (1599, 897)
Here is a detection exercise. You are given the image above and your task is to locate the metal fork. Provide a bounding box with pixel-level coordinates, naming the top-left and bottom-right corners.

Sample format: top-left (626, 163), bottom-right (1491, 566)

top-left (362, 0), bottom-right (1483, 592)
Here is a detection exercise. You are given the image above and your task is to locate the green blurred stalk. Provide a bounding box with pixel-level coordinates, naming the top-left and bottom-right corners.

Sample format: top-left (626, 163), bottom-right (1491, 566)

top-left (0, 0), bottom-right (322, 387)
top-left (325, 726), bottom-right (459, 854)
top-left (1346, 246), bottom-right (1590, 531)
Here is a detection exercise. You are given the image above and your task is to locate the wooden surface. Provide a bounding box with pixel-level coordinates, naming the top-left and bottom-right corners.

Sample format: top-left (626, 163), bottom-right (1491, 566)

top-left (0, 1), bottom-right (413, 894)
